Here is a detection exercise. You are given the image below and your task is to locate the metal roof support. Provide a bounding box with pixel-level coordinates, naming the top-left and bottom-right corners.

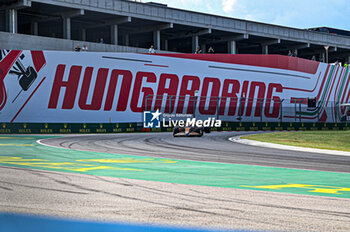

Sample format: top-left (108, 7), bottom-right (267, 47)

top-left (262, 44), bottom-right (268, 54)
top-left (329, 47), bottom-right (338, 52)
top-left (192, 35), bottom-right (199, 53)
top-left (260, 38), bottom-right (280, 54)
top-left (62, 16), bottom-right (71, 40)
top-left (30, 21), bottom-right (38, 35)
top-left (6, 8), bottom-right (17, 33)
top-left (111, 16), bottom-right (132, 25)
top-left (153, 30), bottom-right (160, 50)
top-left (156, 23), bottom-right (174, 31)
top-left (84, 16), bottom-right (132, 30)
top-left (60, 9), bottom-right (84, 40)
top-left (261, 38), bottom-right (281, 46)
top-left (290, 43), bottom-right (310, 50)
top-left (128, 22), bottom-right (173, 35)
top-left (111, 24), bottom-right (118, 45)
top-left (109, 17), bottom-right (132, 46)
top-left (228, 40), bottom-right (237, 54)
top-left (60, 9), bottom-right (84, 18)
top-left (221, 33), bottom-right (249, 42)
top-left (319, 52), bottom-right (325, 62)
top-left (168, 28), bottom-right (211, 40)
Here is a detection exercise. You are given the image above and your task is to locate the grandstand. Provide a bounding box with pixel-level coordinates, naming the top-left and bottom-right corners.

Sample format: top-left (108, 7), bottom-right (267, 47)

top-left (1, 0), bottom-right (350, 62)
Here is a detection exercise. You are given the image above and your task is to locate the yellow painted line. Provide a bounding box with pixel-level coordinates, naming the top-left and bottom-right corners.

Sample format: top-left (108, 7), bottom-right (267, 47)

top-left (0, 144), bottom-right (33, 146)
top-left (71, 166), bottom-right (142, 172)
top-left (0, 157), bottom-right (44, 162)
top-left (0, 156), bottom-right (143, 172)
top-left (0, 137), bottom-right (35, 140)
top-left (76, 158), bottom-right (177, 164)
top-left (241, 183), bottom-right (350, 195)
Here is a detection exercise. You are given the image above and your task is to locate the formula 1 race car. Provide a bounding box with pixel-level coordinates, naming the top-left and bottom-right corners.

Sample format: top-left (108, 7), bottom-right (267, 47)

top-left (173, 126), bottom-right (204, 137)
top-left (203, 127), bottom-right (211, 133)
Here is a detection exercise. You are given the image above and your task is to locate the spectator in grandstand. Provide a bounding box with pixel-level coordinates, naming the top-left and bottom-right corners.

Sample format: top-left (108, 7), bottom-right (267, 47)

top-left (208, 46), bottom-right (214, 53)
top-left (195, 46), bottom-right (202, 54)
top-left (293, 50), bottom-right (297, 57)
top-left (311, 55), bottom-right (316, 61)
top-left (74, 44), bottom-right (81, 52)
top-left (99, 38), bottom-right (104, 43)
top-left (287, 50), bottom-right (297, 57)
top-left (148, 45), bottom-right (155, 54)
top-left (82, 44), bottom-right (88, 51)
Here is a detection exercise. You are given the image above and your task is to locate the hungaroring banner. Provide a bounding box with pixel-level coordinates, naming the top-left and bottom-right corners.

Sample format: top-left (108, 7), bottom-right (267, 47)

top-left (0, 50), bottom-right (349, 123)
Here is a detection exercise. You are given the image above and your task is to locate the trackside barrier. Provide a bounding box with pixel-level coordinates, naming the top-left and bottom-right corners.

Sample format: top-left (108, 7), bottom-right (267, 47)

top-left (0, 122), bottom-right (348, 134)
top-left (145, 95), bottom-right (350, 123)
top-left (0, 213), bottom-right (251, 232)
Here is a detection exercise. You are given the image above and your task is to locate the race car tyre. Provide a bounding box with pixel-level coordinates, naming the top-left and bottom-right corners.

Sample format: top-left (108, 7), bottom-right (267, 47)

top-left (204, 127), bottom-right (211, 133)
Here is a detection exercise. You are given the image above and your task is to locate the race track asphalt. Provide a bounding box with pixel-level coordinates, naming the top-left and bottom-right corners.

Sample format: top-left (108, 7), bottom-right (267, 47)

top-left (1, 132), bottom-right (350, 232)
top-left (42, 132), bottom-right (350, 173)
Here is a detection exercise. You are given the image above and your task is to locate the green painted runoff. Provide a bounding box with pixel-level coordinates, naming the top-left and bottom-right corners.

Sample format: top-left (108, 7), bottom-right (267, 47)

top-left (0, 135), bottom-right (349, 198)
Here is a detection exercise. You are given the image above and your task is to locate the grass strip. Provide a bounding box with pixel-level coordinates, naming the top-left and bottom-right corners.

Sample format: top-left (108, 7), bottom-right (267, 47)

top-left (242, 131), bottom-right (350, 152)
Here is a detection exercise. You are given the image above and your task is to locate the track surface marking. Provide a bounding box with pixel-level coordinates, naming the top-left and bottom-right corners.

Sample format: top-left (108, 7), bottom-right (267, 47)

top-left (1, 133), bottom-right (350, 232)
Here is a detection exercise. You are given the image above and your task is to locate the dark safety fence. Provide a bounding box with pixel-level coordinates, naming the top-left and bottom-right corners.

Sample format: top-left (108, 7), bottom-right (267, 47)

top-left (0, 122), bottom-right (349, 134)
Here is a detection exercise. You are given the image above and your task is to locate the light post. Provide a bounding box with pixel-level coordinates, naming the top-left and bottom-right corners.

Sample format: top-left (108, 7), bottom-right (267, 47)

top-left (324, 45), bottom-right (329, 63)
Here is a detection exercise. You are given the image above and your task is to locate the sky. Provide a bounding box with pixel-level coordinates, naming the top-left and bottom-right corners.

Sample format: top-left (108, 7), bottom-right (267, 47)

top-left (149, 0), bottom-right (350, 31)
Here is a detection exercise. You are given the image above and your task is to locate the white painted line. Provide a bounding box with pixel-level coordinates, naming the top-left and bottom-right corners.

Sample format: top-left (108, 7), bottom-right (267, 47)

top-left (36, 134), bottom-right (105, 151)
top-left (36, 138), bottom-right (98, 153)
top-left (229, 136), bottom-right (350, 157)
top-left (36, 139), bottom-right (67, 150)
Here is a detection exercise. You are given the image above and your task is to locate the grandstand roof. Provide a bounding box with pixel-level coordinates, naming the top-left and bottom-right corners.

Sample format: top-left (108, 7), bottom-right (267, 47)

top-left (0, 0), bottom-right (350, 62)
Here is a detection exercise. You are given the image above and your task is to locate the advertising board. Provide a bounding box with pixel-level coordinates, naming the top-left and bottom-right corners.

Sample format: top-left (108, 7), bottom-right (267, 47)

top-left (0, 50), bottom-right (349, 123)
